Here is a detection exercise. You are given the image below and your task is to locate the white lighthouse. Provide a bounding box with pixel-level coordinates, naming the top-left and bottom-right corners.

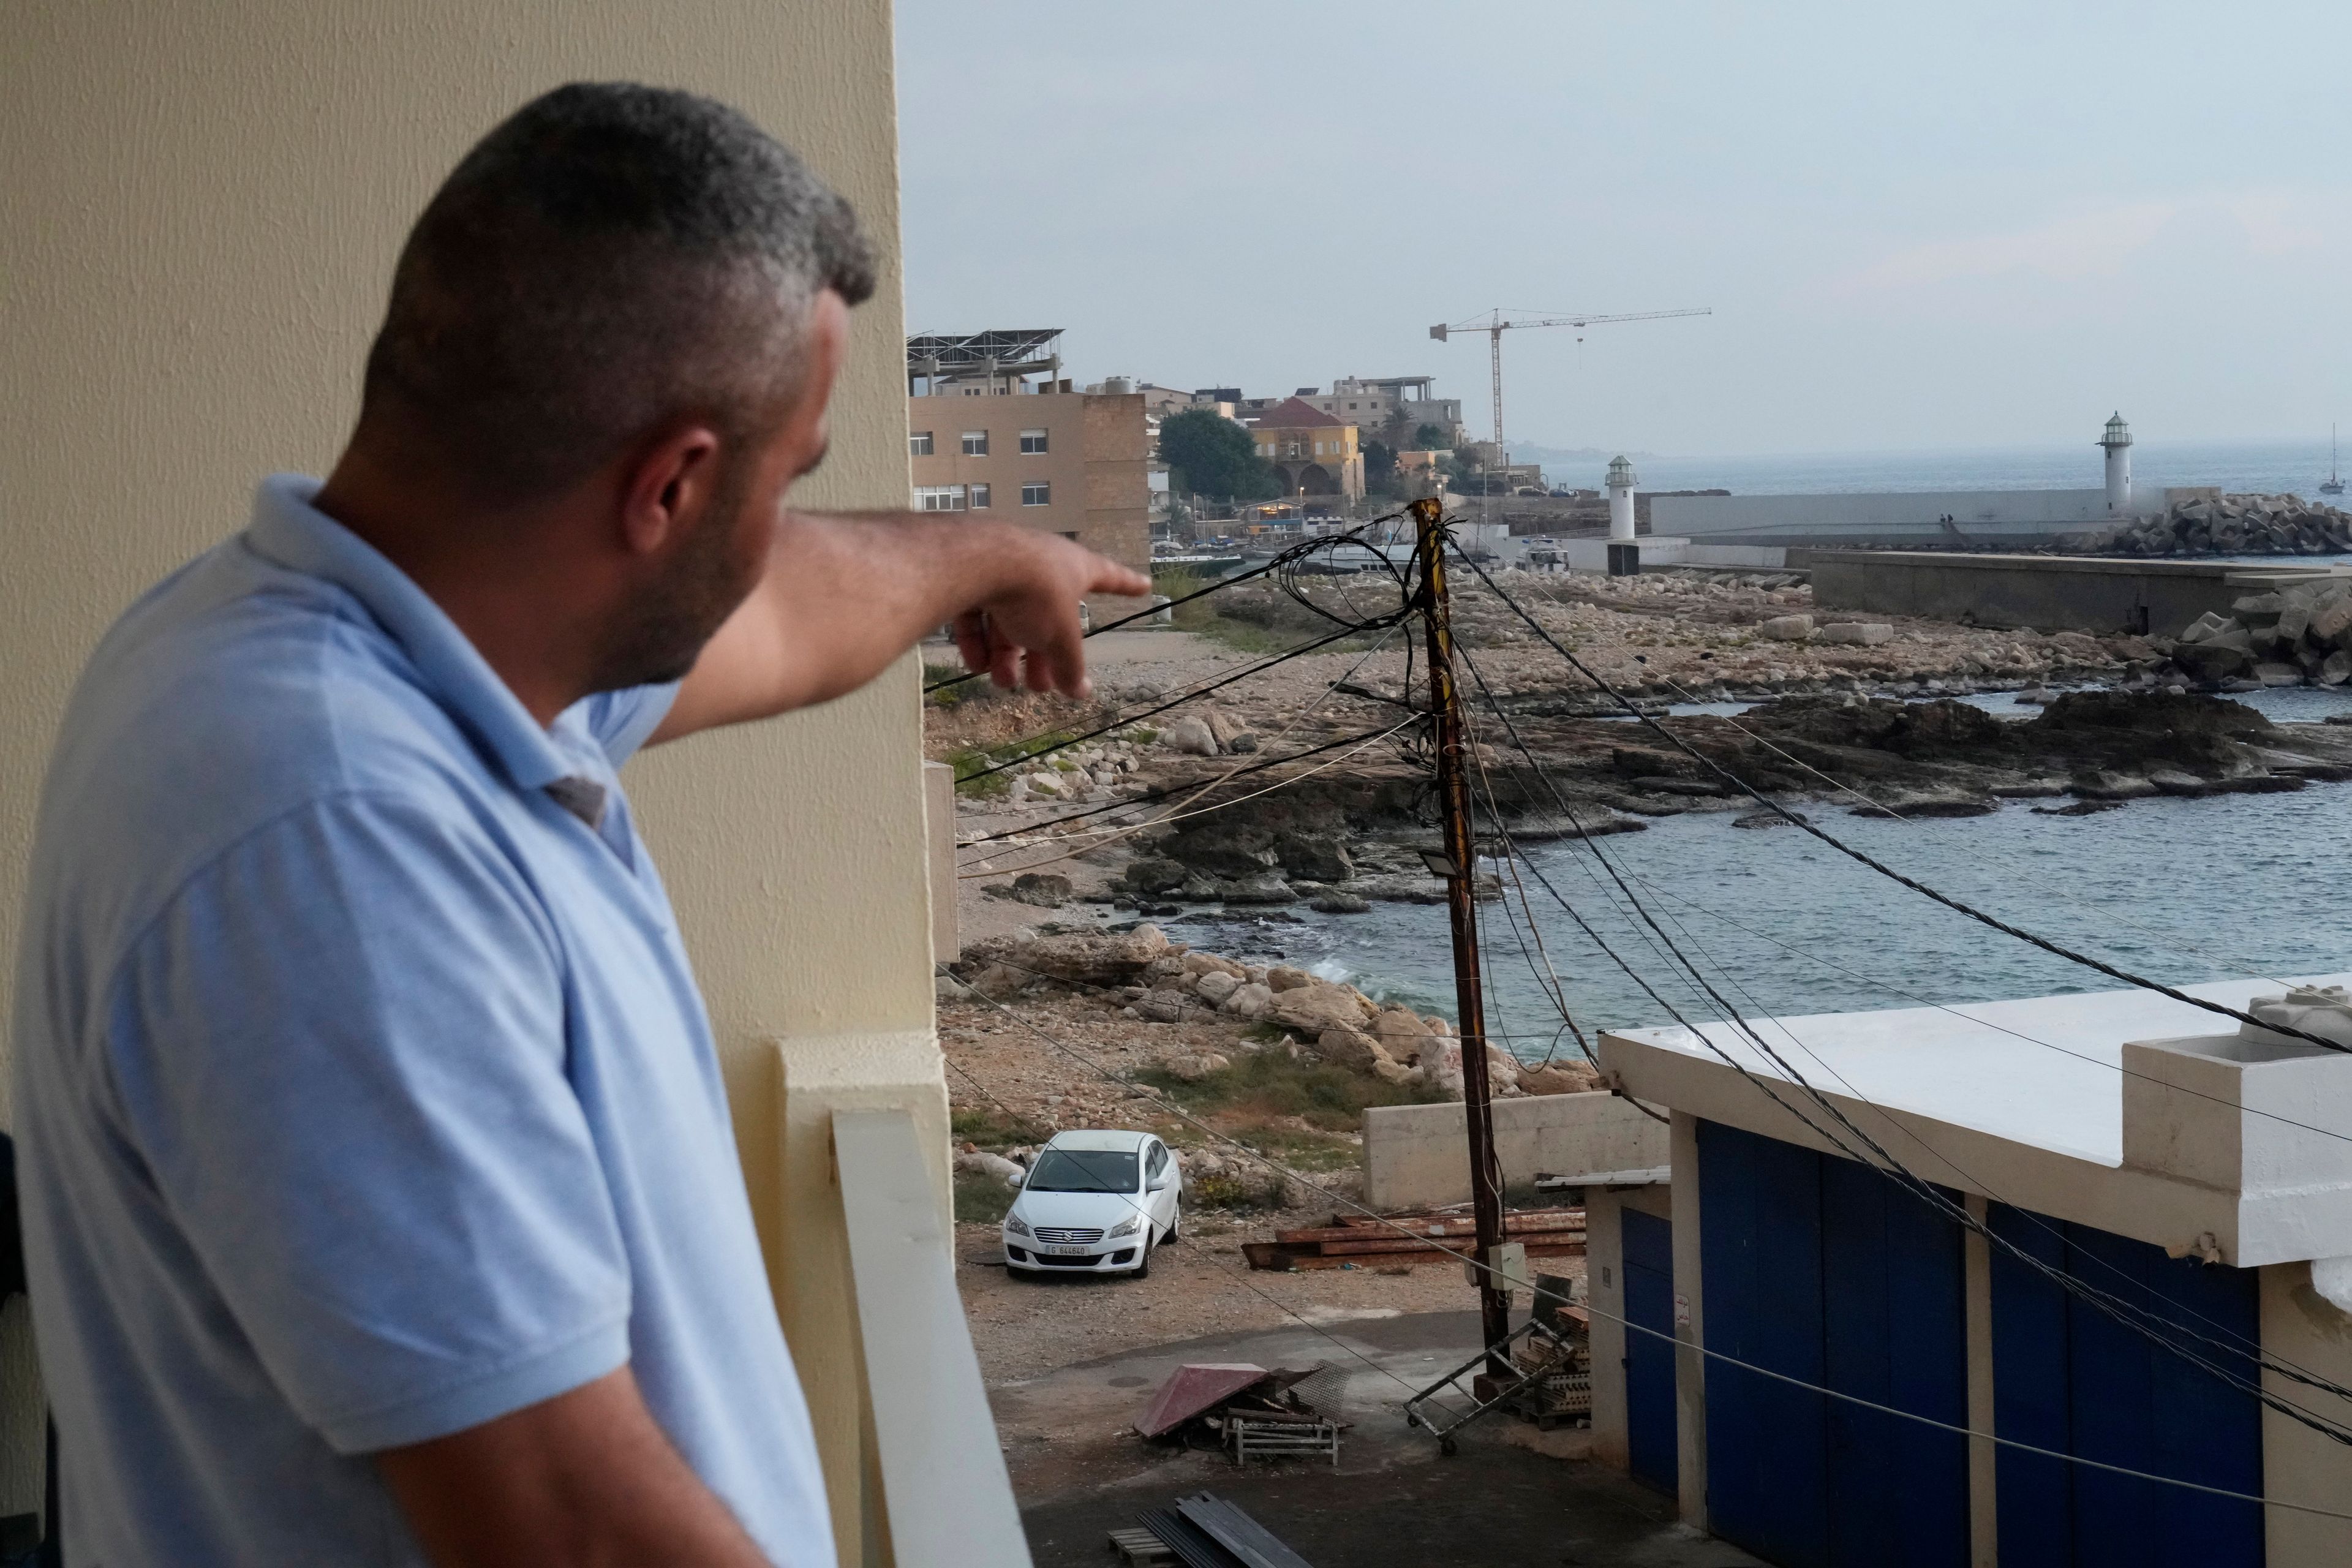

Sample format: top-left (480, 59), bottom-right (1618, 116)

top-left (1607, 454), bottom-right (1639, 540)
top-left (2099, 412), bottom-right (2133, 514)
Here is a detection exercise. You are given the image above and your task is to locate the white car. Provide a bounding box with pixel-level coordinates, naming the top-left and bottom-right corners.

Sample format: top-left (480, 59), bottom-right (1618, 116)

top-left (1001, 1129), bottom-right (1182, 1278)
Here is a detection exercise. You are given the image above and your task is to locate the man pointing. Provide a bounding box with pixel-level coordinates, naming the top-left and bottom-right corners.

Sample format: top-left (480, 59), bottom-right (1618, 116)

top-left (12, 82), bottom-right (1143, 1566)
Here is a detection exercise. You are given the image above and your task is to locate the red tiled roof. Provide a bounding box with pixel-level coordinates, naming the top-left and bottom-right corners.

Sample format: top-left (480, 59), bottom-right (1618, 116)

top-left (1245, 396), bottom-right (1347, 431)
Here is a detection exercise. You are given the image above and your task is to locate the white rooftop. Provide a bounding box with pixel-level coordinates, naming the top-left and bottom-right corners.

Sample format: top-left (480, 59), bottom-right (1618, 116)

top-left (1598, 971), bottom-right (2352, 1267)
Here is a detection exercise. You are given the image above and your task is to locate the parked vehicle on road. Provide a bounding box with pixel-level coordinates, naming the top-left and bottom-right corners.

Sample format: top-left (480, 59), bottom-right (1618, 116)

top-left (1001, 1130), bottom-right (1182, 1278)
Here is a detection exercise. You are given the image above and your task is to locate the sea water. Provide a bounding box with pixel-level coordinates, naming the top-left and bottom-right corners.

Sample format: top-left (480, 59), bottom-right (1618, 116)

top-left (1164, 694), bottom-right (2352, 1058)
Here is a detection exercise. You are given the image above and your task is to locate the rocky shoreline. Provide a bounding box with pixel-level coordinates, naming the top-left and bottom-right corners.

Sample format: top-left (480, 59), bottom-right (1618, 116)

top-left (963, 687), bottom-right (2352, 929)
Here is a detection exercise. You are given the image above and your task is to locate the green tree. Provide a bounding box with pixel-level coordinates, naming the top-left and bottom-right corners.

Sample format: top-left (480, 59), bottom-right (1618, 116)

top-left (1412, 422), bottom-right (1449, 450)
top-left (1159, 407), bottom-right (1281, 502)
top-left (1362, 439), bottom-right (1402, 499)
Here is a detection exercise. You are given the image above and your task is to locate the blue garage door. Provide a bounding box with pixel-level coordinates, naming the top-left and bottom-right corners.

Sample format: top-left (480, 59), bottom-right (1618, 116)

top-left (1989, 1204), bottom-right (2263, 1568)
top-left (1623, 1207), bottom-right (1678, 1495)
top-left (1700, 1119), bottom-right (1969, 1568)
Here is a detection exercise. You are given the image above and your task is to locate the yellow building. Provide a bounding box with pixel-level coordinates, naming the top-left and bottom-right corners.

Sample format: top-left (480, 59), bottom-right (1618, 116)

top-left (1247, 397), bottom-right (1365, 502)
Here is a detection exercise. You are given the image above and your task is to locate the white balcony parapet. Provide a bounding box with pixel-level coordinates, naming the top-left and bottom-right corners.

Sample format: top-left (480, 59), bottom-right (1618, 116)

top-left (835, 1107), bottom-right (1031, 1567)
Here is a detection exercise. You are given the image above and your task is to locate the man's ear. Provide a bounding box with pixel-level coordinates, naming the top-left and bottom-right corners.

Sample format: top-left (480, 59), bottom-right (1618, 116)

top-left (620, 424), bottom-right (725, 557)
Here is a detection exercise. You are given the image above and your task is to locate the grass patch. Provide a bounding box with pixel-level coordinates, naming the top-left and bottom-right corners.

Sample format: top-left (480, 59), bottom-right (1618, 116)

top-left (1138, 1048), bottom-right (1447, 1134)
top-left (950, 1105), bottom-right (1037, 1147)
top-left (952, 1170), bottom-right (1015, 1226)
top-left (946, 728), bottom-right (1086, 798)
top-left (1186, 1169), bottom-right (1292, 1212)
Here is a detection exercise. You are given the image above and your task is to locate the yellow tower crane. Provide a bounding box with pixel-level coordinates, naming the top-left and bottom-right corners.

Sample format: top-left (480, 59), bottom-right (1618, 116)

top-left (1431, 307), bottom-right (1712, 462)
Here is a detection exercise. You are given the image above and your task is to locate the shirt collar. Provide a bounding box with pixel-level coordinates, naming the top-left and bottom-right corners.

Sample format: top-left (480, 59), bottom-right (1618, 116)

top-left (243, 473), bottom-right (573, 793)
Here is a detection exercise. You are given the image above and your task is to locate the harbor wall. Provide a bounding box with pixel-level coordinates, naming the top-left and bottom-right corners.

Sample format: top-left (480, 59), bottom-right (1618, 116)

top-left (1650, 486), bottom-right (2216, 548)
top-left (1804, 550), bottom-right (2351, 637)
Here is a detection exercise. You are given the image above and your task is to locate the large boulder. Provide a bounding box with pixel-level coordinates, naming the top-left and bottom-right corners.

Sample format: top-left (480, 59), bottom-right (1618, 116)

top-left (1518, 1062), bottom-right (1604, 1096)
top-left (1816, 622), bottom-right (1894, 646)
top-left (1314, 1028), bottom-right (1396, 1073)
top-left (954, 1150), bottom-right (1027, 1187)
top-left (1418, 1036), bottom-right (1466, 1099)
top-left (1373, 1006), bottom-right (1432, 1058)
top-left (1265, 965), bottom-right (1315, 993)
top-left (1274, 831), bottom-right (1354, 883)
top-left (1193, 970), bottom-right (1243, 1006)
top-left (1159, 715), bottom-right (1219, 756)
top-left (1270, 980), bottom-right (1378, 1038)
top-left (2321, 650), bottom-right (2352, 688)
top-left (1123, 856), bottom-right (1189, 894)
top-left (1758, 614), bottom-right (1814, 641)
top-left (1219, 981), bottom-right (1275, 1019)
top-left (1160, 824), bottom-right (1280, 879)
top-left (963, 923), bottom-right (1170, 989)
top-left (1221, 873), bottom-right (1298, 905)
top-left (1163, 1052), bottom-right (1231, 1082)
top-left (1004, 872), bottom-right (1071, 907)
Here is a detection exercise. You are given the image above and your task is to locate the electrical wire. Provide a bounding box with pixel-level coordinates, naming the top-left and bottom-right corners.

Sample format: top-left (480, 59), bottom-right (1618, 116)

top-left (1447, 635), bottom-right (2352, 1428)
top-left (937, 971), bottom-right (2352, 1515)
top-left (956, 622), bottom-right (1411, 877)
top-left (924, 514), bottom-right (1415, 693)
top-left (1448, 545), bottom-right (2352, 1059)
top-left (957, 722), bottom-right (1415, 881)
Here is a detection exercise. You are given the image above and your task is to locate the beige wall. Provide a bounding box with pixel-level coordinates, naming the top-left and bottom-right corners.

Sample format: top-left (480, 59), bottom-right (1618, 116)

top-left (1360, 1091), bottom-right (1669, 1211)
top-left (909, 390), bottom-right (1150, 590)
top-left (2, 1), bottom-right (933, 1553)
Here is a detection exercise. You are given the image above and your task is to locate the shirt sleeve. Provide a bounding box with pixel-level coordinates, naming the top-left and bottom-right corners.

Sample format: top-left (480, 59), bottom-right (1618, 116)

top-left (579, 683), bottom-right (681, 767)
top-left (103, 794), bottom-right (631, 1453)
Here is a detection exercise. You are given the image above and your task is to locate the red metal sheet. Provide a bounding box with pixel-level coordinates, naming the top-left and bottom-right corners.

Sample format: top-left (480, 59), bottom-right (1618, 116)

top-left (1135, 1363), bottom-right (1272, 1437)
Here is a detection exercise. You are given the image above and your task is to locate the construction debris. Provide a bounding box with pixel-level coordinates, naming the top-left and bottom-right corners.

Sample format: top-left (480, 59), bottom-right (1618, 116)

top-left (1139, 1493), bottom-right (1317, 1568)
top-left (1241, 1205), bottom-right (1586, 1271)
top-left (1134, 1362), bottom-right (1343, 1465)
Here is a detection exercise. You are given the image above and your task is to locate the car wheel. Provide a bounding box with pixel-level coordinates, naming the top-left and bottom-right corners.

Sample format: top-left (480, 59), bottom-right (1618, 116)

top-left (1132, 1237), bottom-right (1152, 1280)
top-left (1165, 1201), bottom-right (1182, 1243)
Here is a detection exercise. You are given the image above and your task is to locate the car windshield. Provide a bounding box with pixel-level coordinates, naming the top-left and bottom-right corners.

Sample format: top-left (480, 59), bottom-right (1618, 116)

top-left (1025, 1148), bottom-right (1140, 1193)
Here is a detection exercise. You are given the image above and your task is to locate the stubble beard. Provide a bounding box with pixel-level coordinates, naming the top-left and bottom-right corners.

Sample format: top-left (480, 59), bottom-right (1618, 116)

top-left (587, 453), bottom-right (765, 692)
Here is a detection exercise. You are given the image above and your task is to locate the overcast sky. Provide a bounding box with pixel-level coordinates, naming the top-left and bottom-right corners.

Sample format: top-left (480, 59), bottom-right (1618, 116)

top-left (894, 1), bottom-right (2352, 459)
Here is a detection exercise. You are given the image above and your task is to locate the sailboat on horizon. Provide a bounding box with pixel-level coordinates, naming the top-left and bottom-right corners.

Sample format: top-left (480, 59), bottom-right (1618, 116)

top-left (2324, 424), bottom-right (2345, 496)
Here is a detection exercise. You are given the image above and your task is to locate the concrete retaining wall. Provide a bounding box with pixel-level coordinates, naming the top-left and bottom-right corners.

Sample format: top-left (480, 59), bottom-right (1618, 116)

top-left (1804, 550), bottom-right (2352, 637)
top-left (1649, 487), bottom-right (2215, 549)
top-left (1361, 1091), bottom-right (1670, 1210)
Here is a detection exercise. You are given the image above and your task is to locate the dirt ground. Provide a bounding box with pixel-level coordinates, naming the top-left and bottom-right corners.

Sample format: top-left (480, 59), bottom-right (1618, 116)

top-left (954, 1218), bottom-right (1522, 1384)
top-left (993, 1303), bottom-right (1762, 1568)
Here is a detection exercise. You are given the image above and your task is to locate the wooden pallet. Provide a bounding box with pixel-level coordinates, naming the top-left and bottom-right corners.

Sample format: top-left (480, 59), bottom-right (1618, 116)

top-left (1106, 1525), bottom-right (1175, 1564)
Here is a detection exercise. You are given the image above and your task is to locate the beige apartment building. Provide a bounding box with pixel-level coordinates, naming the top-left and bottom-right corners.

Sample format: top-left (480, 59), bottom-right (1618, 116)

top-left (907, 388), bottom-right (1152, 594)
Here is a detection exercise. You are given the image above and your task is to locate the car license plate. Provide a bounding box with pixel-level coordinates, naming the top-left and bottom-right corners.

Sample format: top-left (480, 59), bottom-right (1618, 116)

top-left (1044, 1244), bottom-right (1093, 1257)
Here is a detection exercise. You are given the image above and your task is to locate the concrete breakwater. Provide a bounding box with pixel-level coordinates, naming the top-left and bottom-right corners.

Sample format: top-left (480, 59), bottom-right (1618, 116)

top-left (2075, 492), bottom-right (2352, 557)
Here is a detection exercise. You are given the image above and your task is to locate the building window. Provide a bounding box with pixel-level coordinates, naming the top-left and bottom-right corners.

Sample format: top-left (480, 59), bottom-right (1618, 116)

top-left (910, 431), bottom-right (933, 456)
top-left (1019, 428), bottom-right (1048, 454)
top-left (962, 430), bottom-right (989, 456)
top-left (1021, 481), bottom-right (1051, 507)
top-left (970, 483), bottom-right (992, 509)
top-left (914, 485), bottom-right (965, 511)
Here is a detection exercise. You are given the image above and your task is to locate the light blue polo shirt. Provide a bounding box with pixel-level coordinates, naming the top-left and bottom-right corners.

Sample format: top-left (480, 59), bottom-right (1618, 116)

top-left (12, 475), bottom-right (832, 1565)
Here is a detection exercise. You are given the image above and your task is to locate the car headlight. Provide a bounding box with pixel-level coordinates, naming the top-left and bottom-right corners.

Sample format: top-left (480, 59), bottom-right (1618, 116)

top-left (1003, 1215), bottom-right (1031, 1237)
top-left (1107, 1215), bottom-right (1142, 1238)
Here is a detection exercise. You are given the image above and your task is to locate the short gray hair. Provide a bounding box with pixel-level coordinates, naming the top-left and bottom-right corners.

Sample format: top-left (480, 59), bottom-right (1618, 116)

top-left (362, 81), bottom-right (875, 499)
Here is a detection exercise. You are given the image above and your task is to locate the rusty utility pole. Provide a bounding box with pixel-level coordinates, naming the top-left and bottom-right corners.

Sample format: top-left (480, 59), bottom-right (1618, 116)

top-left (1408, 496), bottom-right (1512, 1371)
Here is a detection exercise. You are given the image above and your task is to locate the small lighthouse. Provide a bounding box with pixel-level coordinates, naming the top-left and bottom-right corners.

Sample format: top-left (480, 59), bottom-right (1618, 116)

top-left (2099, 412), bottom-right (2133, 514)
top-left (1606, 454), bottom-right (1639, 541)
